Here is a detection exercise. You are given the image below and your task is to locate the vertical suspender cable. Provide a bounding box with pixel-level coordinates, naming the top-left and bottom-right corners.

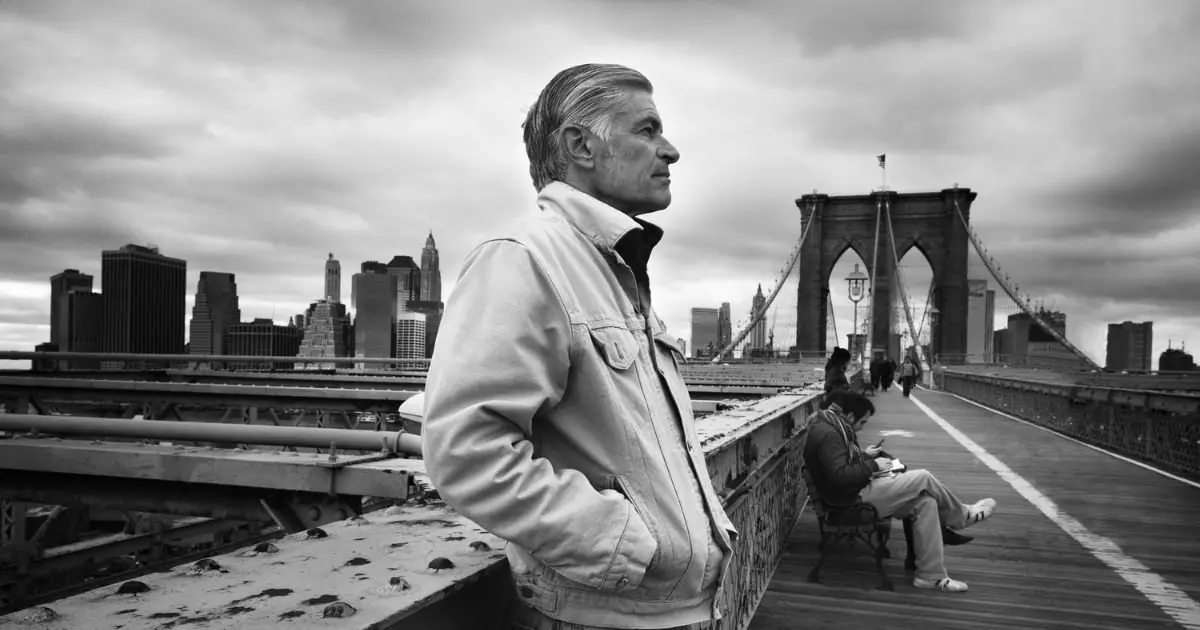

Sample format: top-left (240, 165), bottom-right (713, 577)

top-left (885, 197), bottom-right (930, 373)
top-left (863, 195), bottom-right (883, 369)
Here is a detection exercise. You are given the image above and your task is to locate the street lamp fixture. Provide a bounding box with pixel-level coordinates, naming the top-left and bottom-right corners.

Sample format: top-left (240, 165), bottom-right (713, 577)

top-left (845, 263), bottom-right (869, 368)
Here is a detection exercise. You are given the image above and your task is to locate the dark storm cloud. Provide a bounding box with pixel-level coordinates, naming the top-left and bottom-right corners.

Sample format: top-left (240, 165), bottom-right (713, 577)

top-left (1040, 132), bottom-right (1200, 237)
top-left (1, 0), bottom-right (1198, 363)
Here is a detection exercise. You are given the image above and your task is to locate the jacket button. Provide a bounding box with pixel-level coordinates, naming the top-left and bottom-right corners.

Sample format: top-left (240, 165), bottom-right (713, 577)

top-left (617, 576), bottom-right (630, 590)
top-left (520, 586), bottom-right (534, 598)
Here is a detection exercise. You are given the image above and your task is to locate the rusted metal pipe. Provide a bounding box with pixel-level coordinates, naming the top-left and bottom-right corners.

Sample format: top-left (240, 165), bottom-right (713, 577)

top-left (0, 414), bottom-right (422, 455)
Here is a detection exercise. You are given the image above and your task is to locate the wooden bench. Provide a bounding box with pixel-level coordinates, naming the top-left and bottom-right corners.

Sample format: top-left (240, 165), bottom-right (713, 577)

top-left (797, 423), bottom-right (915, 591)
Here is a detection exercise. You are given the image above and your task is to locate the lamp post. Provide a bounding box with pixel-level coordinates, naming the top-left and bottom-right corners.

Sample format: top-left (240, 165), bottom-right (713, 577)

top-left (845, 264), bottom-right (868, 370)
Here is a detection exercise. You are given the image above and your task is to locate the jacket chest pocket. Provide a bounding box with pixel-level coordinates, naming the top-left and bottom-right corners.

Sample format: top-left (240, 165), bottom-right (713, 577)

top-left (588, 325), bottom-right (642, 371)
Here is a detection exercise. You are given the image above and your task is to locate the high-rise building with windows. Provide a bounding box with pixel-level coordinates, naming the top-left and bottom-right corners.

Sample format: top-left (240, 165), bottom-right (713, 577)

top-left (100, 245), bottom-right (187, 361)
top-left (395, 311), bottom-right (427, 368)
top-left (718, 302), bottom-right (732, 357)
top-left (226, 318), bottom-right (303, 369)
top-left (386, 255), bottom-right (421, 313)
top-left (1106, 321), bottom-right (1153, 371)
top-left (50, 269), bottom-right (93, 351)
top-left (325, 253), bottom-right (342, 303)
top-left (352, 262), bottom-right (398, 370)
top-left (965, 279), bottom-right (994, 364)
top-left (420, 231), bottom-right (442, 303)
top-left (748, 285), bottom-right (767, 354)
top-left (691, 307), bottom-right (720, 359)
top-left (295, 299), bottom-right (353, 370)
top-left (64, 290), bottom-right (103, 369)
top-left (189, 271), bottom-right (240, 359)
top-left (406, 300), bottom-right (443, 358)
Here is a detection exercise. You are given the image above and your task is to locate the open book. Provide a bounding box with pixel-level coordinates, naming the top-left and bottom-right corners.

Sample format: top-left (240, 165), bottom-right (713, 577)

top-left (873, 458), bottom-right (907, 478)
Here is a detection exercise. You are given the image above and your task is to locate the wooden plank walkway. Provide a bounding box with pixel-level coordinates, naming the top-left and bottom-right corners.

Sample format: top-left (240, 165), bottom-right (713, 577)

top-left (751, 386), bottom-right (1200, 629)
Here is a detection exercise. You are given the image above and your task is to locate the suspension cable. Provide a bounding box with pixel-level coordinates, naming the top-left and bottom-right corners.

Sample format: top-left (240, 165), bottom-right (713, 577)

top-left (862, 195), bottom-right (883, 366)
top-left (885, 197), bottom-right (930, 371)
top-left (828, 287), bottom-right (839, 351)
top-left (714, 198), bottom-right (820, 362)
top-left (914, 281), bottom-right (935, 346)
top-left (948, 197), bottom-right (1100, 370)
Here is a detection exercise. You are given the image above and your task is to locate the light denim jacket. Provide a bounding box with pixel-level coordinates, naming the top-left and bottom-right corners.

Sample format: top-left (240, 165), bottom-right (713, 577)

top-left (422, 182), bottom-right (738, 628)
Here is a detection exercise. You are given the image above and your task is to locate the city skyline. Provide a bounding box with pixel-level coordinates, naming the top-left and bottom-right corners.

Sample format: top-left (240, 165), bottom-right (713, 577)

top-left (2, 1), bottom-right (1198, 366)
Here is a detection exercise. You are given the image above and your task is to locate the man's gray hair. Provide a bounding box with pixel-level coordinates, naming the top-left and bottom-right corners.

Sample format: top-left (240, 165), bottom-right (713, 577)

top-left (522, 64), bottom-right (654, 191)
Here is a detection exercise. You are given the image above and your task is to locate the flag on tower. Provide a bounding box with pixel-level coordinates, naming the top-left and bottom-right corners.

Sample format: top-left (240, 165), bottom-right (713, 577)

top-left (877, 154), bottom-right (886, 168)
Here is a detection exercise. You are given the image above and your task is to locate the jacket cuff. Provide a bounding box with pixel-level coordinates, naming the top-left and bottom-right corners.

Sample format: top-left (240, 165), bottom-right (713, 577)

top-left (602, 501), bottom-right (658, 592)
top-left (867, 458), bottom-right (880, 473)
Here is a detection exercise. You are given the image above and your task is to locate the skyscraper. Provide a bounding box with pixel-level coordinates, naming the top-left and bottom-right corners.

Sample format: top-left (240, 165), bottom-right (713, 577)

top-left (1106, 321), bottom-right (1153, 371)
top-left (396, 311), bottom-right (427, 365)
top-left (189, 271), bottom-right (240, 358)
top-left (100, 244), bottom-right (187, 358)
top-left (325, 253), bottom-right (342, 303)
top-left (226, 318), bottom-right (303, 369)
top-left (352, 261), bottom-right (398, 370)
top-left (407, 300), bottom-right (443, 358)
top-left (49, 269), bottom-right (93, 351)
top-left (386, 255), bottom-right (421, 312)
top-left (691, 307), bottom-right (720, 359)
top-left (717, 302), bottom-right (732, 359)
top-left (420, 231), bottom-right (442, 303)
top-left (295, 299), bottom-right (353, 370)
top-left (965, 279), bottom-right (991, 363)
top-left (749, 284), bottom-right (767, 352)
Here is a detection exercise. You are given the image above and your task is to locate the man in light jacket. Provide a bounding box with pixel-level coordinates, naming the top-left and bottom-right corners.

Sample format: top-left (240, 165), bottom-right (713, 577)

top-left (422, 63), bottom-right (738, 630)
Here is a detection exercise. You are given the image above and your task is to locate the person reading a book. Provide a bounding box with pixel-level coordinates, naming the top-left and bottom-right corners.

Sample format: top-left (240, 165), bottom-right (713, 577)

top-left (805, 390), bottom-right (998, 593)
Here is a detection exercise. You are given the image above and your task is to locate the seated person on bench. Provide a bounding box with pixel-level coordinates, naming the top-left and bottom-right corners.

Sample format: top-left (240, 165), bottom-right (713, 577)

top-left (806, 390), bottom-right (998, 592)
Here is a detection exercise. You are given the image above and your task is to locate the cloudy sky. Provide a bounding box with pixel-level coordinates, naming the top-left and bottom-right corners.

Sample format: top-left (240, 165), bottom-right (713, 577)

top-left (2, 0), bottom-right (1198, 368)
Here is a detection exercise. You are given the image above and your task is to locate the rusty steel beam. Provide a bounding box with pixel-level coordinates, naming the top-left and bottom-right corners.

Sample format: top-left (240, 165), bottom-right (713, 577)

top-left (0, 470), bottom-right (276, 524)
top-left (0, 440), bottom-right (418, 500)
top-left (0, 413), bottom-right (421, 455)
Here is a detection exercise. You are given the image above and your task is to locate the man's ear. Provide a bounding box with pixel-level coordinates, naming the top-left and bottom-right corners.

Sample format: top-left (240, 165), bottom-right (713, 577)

top-left (561, 124), bottom-right (595, 169)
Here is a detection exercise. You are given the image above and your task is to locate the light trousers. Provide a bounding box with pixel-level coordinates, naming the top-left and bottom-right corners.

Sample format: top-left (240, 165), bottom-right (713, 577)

top-left (858, 469), bottom-right (971, 581)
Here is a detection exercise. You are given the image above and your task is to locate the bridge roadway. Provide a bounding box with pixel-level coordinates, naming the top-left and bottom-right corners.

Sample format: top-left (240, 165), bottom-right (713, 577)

top-left (3, 368), bottom-right (1199, 629)
top-left (752, 384), bottom-right (1200, 630)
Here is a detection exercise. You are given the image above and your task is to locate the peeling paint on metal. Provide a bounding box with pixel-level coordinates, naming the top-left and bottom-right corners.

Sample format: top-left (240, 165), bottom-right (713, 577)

top-left (0, 503), bottom-right (507, 630)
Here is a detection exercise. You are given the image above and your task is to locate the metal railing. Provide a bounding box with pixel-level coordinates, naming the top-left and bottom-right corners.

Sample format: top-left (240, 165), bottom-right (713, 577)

top-left (938, 370), bottom-right (1200, 479)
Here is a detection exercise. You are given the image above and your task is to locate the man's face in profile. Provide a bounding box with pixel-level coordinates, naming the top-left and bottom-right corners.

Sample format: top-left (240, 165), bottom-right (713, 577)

top-left (589, 89), bottom-right (679, 216)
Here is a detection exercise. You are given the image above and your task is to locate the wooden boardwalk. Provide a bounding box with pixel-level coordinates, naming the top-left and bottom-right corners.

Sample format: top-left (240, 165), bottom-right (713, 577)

top-left (751, 386), bottom-right (1200, 630)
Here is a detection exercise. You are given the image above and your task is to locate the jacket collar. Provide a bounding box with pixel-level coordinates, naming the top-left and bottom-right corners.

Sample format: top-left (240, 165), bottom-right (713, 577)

top-left (537, 181), bottom-right (664, 260)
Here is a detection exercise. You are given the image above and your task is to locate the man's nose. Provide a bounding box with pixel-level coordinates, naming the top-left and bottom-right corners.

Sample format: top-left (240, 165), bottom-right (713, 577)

top-left (658, 137), bottom-right (680, 164)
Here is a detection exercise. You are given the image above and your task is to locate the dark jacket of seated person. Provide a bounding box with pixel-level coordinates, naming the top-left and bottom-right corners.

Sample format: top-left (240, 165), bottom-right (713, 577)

top-left (804, 392), bottom-right (880, 508)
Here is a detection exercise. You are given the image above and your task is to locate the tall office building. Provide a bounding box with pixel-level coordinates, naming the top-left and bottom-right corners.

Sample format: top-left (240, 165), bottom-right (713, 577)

top-left (189, 272), bottom-right (240, 358)
top-left (226, 318), bottom-right (303, 369)
top-left (691, 307), bottom-right (720, 359)
top-left (983, 289), bottom-right (995, 363)
top-left (325, 253), bottom-right (342, 303)
top-left (65, 291), bottom-right (103, 369)
top-left (420, 232), bottom-right (443, 303)
top-left (395, 311), bottom-right (427, 367)
top-left (352, 262), bottom-right (398, 370)
top-left (1106, 321), bottom-right (1153, 371)
top-left (100, 245), bottom-right (187, 359)
top-left (717, 302), bottom-right (732, 359)
top-left (406, 300), bottom-right (443, 358)
top-left (748, 285), bottom-right (767, 352)
top-left (1159, 344), bottom-right (1195, 371)
top-left (965, 279), bottom-right (993, 363)
top-left (295, 299), bottom-right (353, 370)
top-left (386, 255), bottom-right (421, 313)
top-left (49, 269), bottom-right (93, 351)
